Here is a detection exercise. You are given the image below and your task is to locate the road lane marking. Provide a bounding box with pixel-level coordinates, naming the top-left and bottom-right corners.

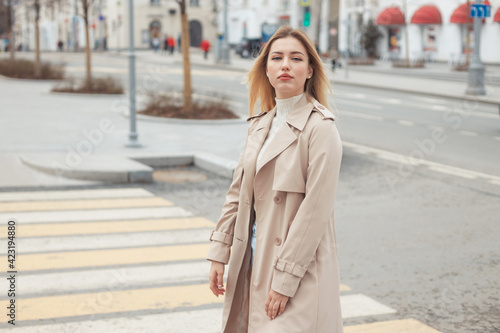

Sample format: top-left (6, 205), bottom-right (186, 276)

top-left (343, 141), bottom-right (500, 184)
top-left (0, 217), bottom-right (214, 238)
top-left (0, 286), bottom-right (382, 324)
top-left (0, 206), bottom-right (192, 224)
top-left (341, 294), bottom-right (396, 318)
top-left (17, 262), bottom-right (214, 296)
top-left (7, 243), bottom-right (210, 272)
top-left (398, 120), bottom-right (414, 126)
top-left (458, 130), bottom-right (478, 137)
top-left (16, 260), bottom-right (351, 298)
top-left (335, 98), bottom-right (383, 110)
top-left (0, 283), bottom-right (222, 322)
top-left (410, 96), bottom-right (449, 105)
top-left (0, 188), bottom-right (155, 202)
top-left (0, 197), bottom-right (173, 212)
top-left (340, 110), bottom-right (384, 121)
top-left (431, 105), bottom-right (448, 111)
top-left (0, 308), bottom-right (225, 332)
top-left (427, 165), bottom-right (477, 179)
top-left (345, 318), bottom-right (441, 333)
top-left (335, 91), bottom-right (497, 119)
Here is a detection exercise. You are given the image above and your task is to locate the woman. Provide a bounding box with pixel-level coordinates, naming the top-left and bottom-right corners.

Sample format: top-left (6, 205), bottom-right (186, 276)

top-left (207, 26), bottom-right (343, 333)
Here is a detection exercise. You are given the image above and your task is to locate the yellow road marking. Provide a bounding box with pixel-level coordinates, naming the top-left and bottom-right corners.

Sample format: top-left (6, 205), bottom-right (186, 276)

top-left (0, 283), bottom-right (222, 322)
top-left (340, 284), bottom-right (351, 292)
top-left (5, 243), bottom-right (210, 272)
top-left (345, 318), bottom-right (441, 333)
top-left (0, 217), bottom-right (214, 238)
top-left (0, 197), bottom-right (173, 212)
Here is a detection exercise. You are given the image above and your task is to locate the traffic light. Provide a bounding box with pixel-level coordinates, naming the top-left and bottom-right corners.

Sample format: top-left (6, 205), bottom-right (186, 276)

top-left (303, 7), bottom-right (311, 27)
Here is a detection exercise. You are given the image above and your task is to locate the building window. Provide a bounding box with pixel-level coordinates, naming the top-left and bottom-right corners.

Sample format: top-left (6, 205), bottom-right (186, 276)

top-left (151, 0), bottom-right (160, 5)
top-left (190, 0), bottom-right (199, 6)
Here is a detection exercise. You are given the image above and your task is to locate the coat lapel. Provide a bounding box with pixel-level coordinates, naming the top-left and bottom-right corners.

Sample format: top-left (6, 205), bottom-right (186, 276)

top-left (243, 106), bottom-right (276, 179)
top-left (254, 94), bottom-right (315, 176)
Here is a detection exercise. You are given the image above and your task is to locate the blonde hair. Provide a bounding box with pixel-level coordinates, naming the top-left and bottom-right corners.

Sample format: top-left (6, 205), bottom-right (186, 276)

top-left (247, 26), bottom-right (333, 116)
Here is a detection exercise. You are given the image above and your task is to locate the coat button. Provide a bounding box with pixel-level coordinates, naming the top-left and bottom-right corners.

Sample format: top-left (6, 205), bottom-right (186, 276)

top-left (273, 195), bottom-right (282, 204)
top-left (275, 237), bottom-right (282, 246)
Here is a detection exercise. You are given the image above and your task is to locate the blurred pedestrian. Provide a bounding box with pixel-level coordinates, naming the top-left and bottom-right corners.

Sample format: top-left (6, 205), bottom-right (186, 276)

top-left (161, 36), bottom-right (168, 55)
top-left (177, 33), bottom-right (182, 53)
top-left (200, 39), bottom-right (211, 60)
top-left (207, 26), bottom-right (343, 332)
top-left (330, 46), bottom-right (339, 71)
top-left (167, 36), bottom-right (175, 55)
top-left (152, 37), bottom-right (160, 53)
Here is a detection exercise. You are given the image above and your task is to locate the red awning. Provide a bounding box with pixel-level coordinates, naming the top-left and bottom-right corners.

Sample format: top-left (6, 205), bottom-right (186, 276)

top-left (411, 5), bottom-right (442, 24)
top-left (376, 7), bottom-right (405, 25)
top-left (450, 3), bottom-right (469, 23)
top-left (494, 7), bottom-right (500, 22)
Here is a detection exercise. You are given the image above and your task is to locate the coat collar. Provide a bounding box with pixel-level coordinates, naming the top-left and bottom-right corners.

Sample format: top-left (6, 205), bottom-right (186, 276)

top-left (253, 94), bottom-right (335, 132)
top-left (248, 93), bottom-right (334, 132)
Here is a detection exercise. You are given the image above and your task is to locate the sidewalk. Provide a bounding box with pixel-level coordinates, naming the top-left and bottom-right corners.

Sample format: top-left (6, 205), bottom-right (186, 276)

top-left (1, 48), bottom-right (499, 190)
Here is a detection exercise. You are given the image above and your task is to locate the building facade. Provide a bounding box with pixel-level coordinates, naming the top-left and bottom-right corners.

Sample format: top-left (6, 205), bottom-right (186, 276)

top-left (7, 1), bottom-right (346, 54)
top-left (7, 0), bottom-right (217, 52)
top-left (222, 0), bottom-right (340, 54)
top-left (339, 0), bottom-right (500, 64)
top-left (102, 0), bottom-right (218, 50)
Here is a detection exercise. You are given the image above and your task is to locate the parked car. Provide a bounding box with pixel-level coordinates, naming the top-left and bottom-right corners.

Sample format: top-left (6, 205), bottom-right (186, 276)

top-left (235, 38), bottom-right (262, 58)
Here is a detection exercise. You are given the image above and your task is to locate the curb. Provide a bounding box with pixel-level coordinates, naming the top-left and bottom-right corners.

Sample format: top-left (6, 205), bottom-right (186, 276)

top-left (130, 112), bottom-right (247, 125)
top-left (333, 79), bottom-right (500, 106)
top-left (5, 152), bottom-right (238, 191)
top-left (19, 155), bottom-right (154, 184)
top-left (130, 152), bottom-right (237, 178)
top-left (174, 60), bottom-right (250, 73)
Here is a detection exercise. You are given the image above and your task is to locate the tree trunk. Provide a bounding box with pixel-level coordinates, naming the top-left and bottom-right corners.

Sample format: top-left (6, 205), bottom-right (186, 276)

top-left (7, 0), bottom-right (14, 60)
top-left (84, 17), bottom-right (92, 89)
top-left (34, 0), bottom-right (41, 78)
top-left (180, 4), bottom-right (192, 112)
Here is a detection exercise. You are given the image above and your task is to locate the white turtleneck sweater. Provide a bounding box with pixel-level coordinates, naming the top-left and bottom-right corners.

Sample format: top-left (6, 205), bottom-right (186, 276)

top-left (251, 92), bottom-right (304, 262)
top-left (256, 93), bottom-right (304, 170)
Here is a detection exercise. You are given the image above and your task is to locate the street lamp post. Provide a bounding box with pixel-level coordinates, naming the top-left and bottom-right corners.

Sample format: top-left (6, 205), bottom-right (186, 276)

top-left (125, 0), bottom-right (140, 148)
top-left (217, 0), bottom-right (230, 64)
top-left (466, 0), bottom-right (486, 95)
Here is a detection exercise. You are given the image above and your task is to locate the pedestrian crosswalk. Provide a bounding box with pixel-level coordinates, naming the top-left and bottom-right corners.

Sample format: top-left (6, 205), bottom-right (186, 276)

top-left (0, 187), bottom-right (442, 332)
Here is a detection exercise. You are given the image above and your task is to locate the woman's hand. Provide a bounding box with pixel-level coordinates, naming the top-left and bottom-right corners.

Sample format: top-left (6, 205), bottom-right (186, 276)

top-left (265, 289), bottom-right (289, 320)
top-left (209, 260), bottom-right (225, 297)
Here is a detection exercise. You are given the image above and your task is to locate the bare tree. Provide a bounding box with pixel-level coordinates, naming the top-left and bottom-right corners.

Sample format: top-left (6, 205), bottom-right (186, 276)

top-left (79, 0), bottom-right (93, 88)
top-left (34, 0), bottom-right (41, 77)
top-left (6, 0), bottom-right (14, 60)
top-left (176, 0), bottom-right (192, 112)
top-left (32, 0), bottom-right (63, 78)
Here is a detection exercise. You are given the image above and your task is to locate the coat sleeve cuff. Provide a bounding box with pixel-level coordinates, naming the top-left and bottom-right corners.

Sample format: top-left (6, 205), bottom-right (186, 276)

top-left (270, 257), bottom-right (307, 297)
top-left (209, 230), bottom-right (233, 246)
top-left (206, 230), bottom-right (233, 264)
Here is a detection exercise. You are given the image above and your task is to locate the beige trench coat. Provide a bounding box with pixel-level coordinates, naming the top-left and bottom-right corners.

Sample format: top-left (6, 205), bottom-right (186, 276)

top-left (207, 94), bottom-right (343, 333)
